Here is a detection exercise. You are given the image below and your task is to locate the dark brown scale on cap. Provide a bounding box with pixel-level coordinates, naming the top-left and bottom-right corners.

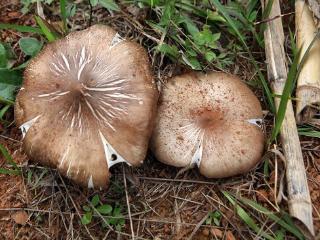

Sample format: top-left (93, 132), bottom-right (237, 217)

top-left (151, 72), bottom-right (264, 178)
top-left (15, 25), bottom-right (158, 189)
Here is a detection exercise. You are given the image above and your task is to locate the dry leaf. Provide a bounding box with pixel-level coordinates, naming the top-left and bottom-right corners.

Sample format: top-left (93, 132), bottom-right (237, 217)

top-left (210, 228), bottom-right (223, 238)
top-left (257, 189), bottom-right (269, 202)
top-left (226, 230), bottom-right (236, 240)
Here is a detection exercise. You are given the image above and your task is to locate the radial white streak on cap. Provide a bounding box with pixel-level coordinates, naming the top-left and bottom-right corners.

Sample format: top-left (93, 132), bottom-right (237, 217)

top-left (19, 115), bottom-right (41, 139)
top-left (38, 90), bottom-right (61, 98)
top-left (110, 33), bottom-right (124, 49)
top-left (88, 175), bottom-right (94, 189)
top-left (60, 53), bottom-right (70, 71)
top-left (56, 91), bottom-right (70, 96)
top-left (247, 118), bottom-right (263, 128)
top-left (58, 146), bottom-right (70, 168)
top-left (78, 48), bottom-right (87, 80)
top-left (99, 131), bottom-right (131, 169)
top-left (83, 86), bottom-right (122, 92)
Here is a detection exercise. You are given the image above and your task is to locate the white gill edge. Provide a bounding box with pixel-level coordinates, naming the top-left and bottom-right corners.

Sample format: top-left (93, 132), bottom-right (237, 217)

top-left (77, 46), bottom-right (92, 81)
top-left (190, 140), bottom-right (203, 168)
top-left (179, 121), bottom-right (204, 168)
top-left (88, 175), bottom-right (94, 189)
top-left (247, 118), bottom-right (263, 128)
top-left (19, 115), bottom-right (41, 139)
top-left (98, 131), bottom-right (131, 169)
top-left (110, 33), bottom-right (124, 49)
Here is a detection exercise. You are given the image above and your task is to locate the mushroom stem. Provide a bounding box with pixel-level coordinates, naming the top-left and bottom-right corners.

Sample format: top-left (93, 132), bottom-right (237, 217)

top-left (262, 0), bottom-right (314, 236)
top-left (295, 0), bottom-right (320, 124)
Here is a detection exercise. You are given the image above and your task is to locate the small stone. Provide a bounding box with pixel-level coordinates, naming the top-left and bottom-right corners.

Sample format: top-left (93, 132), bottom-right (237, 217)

top-left (12, 211), bottom-right (28, 225)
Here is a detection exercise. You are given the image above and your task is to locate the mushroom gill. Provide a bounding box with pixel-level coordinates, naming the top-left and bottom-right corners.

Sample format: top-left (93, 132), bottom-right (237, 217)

top-left (15, 25), bottom-right (158, 189)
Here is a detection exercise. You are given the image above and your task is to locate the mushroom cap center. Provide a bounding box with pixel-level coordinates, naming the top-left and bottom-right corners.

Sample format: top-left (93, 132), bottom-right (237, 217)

top-left (70, 82), bottom-right (86, 95)
top-left (190, 106), bottom-right (225, 130)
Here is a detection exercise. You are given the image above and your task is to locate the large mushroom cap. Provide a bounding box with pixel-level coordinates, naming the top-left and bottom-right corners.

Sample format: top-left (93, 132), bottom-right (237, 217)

top-left (15, 25), bottom-right (158, 189)
top-left (151, 72), bottom-right (264, 178)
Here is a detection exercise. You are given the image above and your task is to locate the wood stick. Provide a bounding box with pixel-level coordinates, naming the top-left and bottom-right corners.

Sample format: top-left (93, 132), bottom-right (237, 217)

top-left (262, 0), bottom-right (314, 236)
top-left (295, 0), bottom-right (320, 125)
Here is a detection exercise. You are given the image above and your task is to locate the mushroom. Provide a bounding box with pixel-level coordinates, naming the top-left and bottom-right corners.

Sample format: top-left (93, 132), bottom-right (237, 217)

top-left (15, 25), bottom-right (158, 189)
top-left (151, 72), bottom-right (264, 178)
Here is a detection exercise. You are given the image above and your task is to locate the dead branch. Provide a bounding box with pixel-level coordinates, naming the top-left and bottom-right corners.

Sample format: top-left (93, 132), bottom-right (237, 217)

top-left (295, 0), bottom-right (320, 125)
top-left (262, 0), bottom-right (315, 236)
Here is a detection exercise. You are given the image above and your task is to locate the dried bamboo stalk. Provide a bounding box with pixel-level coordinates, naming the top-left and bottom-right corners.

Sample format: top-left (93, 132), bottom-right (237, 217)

top-left (295, 0), bottom-right (320, 124)
top-left (262, 0), bottom-right (314, 236)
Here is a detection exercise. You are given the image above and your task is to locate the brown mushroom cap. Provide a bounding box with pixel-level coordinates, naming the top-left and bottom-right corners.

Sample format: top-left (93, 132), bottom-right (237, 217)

top-left (151, 72), bottom-right (264, 178)
top-left (15, 25), bottom-right (158, 189)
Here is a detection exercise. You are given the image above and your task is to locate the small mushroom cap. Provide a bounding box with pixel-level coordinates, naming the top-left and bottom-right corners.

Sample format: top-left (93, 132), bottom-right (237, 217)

top-left (15, 25), bottom-right (158, 188)
top-left (151, 72), bottom-right (264, 178)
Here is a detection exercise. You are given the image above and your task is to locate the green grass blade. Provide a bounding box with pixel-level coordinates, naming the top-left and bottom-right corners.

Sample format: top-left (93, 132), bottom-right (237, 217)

top-left (175, 1), bottom-right (207, 18)
top-left (222, 191), bottom-right (274, 240)
top-left (263, 158), bottom-right (270, 177)
top-left (248, 0), bottom-right (259, 14)
top-left (289, 28), bottom-right (297, 57)
top-left (35, 16), bottom-right (56, 42)
top-left (0, 96), bottom-right (14, 105)
top-left (0, 23), bottom-right (42, 34)
top-left (299, 131), bottom-right (320, 138)
top-left (298, 127), bottom-right (320, 138)
top-left (60, 0), bottom-right (67, 32)
top-left (270, 48), bottom-right (301, 141)
top-left (261, 0), bottom-right (274, 20)
top-left (259, 0), bottom-right (274, 37)
top-left (0, 143), bottom-right (20, 173)
top-left (0, 104), bottom-right (10, 119)
top-left (238, 197), bottom-right (304, 239)
top-left (210, 0), bottom-right (275, 113)
top-left (0, 168), bottom-right (20, 175)
top-left (0, 144), bottom-right (21, 176)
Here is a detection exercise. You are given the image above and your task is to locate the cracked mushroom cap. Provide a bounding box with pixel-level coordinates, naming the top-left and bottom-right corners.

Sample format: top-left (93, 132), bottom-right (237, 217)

top-left (15, 25), bottom-right (158, 189)
top-left (151, 72), bottom-right (264, 178)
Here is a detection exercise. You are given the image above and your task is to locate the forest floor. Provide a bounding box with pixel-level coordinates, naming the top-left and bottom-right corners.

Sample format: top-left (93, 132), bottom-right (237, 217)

top-left (0, 1), bottom-right (320, 239)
